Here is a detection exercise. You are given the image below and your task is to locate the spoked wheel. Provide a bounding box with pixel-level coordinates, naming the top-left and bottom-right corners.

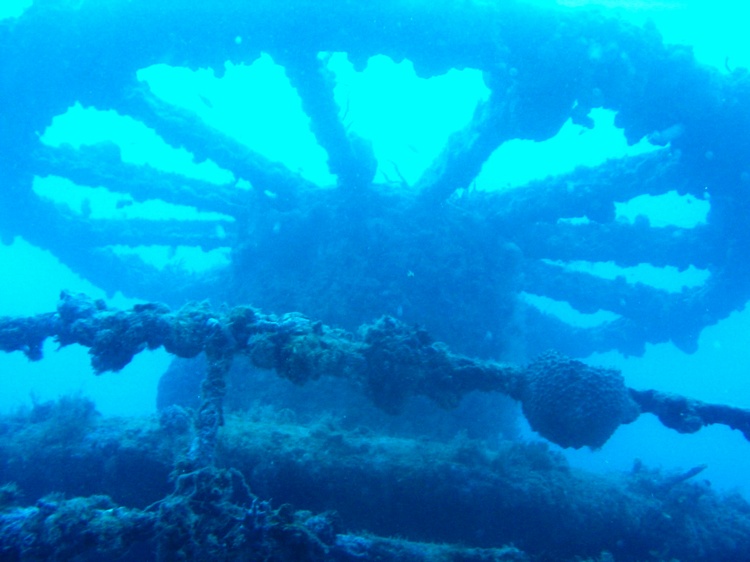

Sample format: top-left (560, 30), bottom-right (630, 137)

top-left (2, 0), bottom-right (749, 360)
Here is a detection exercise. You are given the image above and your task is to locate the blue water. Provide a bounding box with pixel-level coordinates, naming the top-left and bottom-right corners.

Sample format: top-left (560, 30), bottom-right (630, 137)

top-left (2, 1), bottom-right (750, 558)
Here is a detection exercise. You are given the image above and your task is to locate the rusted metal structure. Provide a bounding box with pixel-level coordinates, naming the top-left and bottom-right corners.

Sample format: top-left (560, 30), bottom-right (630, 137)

top-left (3, 3), bottom-right (750, 559)
top-left (3, 0), bottom-right (749, 363)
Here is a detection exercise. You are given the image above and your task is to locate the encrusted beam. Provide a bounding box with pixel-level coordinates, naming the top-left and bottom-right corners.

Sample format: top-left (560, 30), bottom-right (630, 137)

top-left (116, 84), bottom-right (319, 200)
top-left (1, 292), bottom-right (748, 450)
top-left (35, 143), bottom-right (243, 217)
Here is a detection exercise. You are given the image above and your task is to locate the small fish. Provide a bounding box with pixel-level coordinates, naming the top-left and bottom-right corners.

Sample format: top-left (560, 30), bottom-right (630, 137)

top-left (198, 94), bottom-right (214, 109)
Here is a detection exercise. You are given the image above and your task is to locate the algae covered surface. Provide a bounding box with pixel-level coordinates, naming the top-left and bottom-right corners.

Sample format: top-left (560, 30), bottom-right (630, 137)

top-left (2, 0), bottom-right (750, 560)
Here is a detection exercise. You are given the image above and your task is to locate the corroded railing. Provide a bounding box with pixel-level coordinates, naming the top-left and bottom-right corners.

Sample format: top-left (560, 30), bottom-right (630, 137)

top-left (2, 292), bottom-right (748, 458)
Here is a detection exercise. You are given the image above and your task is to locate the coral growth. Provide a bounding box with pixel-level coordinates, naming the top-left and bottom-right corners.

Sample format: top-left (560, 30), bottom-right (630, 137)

top-left (0, 399), bottom-right (747, 561)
